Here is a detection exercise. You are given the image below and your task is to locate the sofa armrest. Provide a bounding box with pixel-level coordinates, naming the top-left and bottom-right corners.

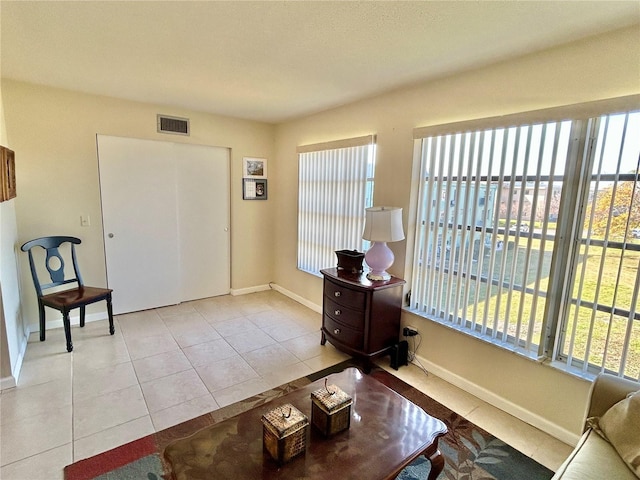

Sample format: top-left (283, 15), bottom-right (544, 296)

top-left (586, 373), bottom-right (640, 421)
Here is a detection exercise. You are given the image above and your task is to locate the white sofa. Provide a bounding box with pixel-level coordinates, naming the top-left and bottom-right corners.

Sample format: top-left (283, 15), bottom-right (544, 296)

top-left (551, 373), bottom-right (640, 480)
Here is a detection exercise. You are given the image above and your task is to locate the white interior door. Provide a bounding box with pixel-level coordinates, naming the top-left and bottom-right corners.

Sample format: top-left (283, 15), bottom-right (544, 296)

top-left (97, 135), bottom-right (230, 314)
top-left (98, 136), bottom-right (180, 314)
top-left (176, 142), bottom-right (230, 301)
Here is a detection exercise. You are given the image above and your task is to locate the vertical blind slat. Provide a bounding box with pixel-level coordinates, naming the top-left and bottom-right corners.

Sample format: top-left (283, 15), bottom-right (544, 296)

top-left (426, 138), bottom-right (440, 313)
top-left (443, 136), bottom-right (456, 321)
top-left (601, 112), bottom-right (630, 373)
top-left (433, 137), bottom-right (447, 316)
top-left (583, 116), bottom-right (613, 373)
top-left (451, 134), bottom-right (467, 326)
top-left (509, 126), bottom-right (531, 345)
top-left (461, 133), bottom-right (478, 327)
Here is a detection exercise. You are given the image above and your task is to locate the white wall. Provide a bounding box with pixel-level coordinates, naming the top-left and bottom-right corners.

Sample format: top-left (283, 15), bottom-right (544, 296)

top-left (0, 200), bottom-right (25, 389)
top-left (273, 26), bottom-right (640, 443)
top-left (0, 80), bottom-right (27, 389)
top-left (2, 80), bottom-right (276, 335)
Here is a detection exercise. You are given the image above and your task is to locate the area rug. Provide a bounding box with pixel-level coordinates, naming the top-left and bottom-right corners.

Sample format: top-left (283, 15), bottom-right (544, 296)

top-left (64, 360), bottom-right (553, 480)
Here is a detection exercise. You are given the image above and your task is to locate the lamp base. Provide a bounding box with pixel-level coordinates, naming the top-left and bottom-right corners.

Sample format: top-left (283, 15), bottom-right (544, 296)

top-left (366, 271), bottom-right (391, 281)
top-left (364, 241), bottom-right (394, 282)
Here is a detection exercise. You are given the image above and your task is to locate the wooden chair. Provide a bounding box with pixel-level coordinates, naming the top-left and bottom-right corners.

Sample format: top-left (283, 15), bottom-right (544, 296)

top-left (21, 236), bottom-right (114, 352)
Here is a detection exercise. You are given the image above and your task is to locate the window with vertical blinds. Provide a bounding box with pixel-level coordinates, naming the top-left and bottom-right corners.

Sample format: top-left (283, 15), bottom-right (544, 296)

top-left (559, 112), bottom-right (640, 378)
top-left (297, 135), bottom-right (376, 276)
top-left (410, 97), bottom-right (640, 380)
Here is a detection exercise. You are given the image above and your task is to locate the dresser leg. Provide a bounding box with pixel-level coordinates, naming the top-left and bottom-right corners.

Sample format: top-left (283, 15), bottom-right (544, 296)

top-left (363, 360), bottom-right (372, 374)
top-left (320, 330), bottom-right (327, 345)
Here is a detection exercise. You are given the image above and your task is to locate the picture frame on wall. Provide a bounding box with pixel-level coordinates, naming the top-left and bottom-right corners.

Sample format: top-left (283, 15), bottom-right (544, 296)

top-left (243, 157), bottom-right (267, 179)
top-left (0, 146), bottom-right (16, 202)
top-left (243, 178), bottom-right (268, 200)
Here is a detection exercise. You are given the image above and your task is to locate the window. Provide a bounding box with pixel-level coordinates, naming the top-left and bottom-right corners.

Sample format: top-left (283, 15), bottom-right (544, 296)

top-left (410, 98), bottom-right (640, 380)
top-left (558, 112), bottom-right (640, 378)
top-left (297, 135), bottom-right (376, 276)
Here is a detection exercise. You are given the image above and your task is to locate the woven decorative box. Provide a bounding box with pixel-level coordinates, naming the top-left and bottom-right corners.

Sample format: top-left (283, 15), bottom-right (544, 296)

top-left (261, 404), bottom-right (309, 464)
top-left (310, 381), bottom-right (353, 436)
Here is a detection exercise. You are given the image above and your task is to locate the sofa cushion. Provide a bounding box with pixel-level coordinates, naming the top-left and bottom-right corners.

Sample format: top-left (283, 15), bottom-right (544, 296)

top-left (551, 429), bottom-right (637, 480)
top-left (588, 390), bottom-right (640, 477)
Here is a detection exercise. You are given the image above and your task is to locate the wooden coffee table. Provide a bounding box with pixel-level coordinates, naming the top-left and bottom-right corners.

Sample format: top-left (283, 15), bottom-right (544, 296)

top-left (164, 367), bottom-right (447, 479)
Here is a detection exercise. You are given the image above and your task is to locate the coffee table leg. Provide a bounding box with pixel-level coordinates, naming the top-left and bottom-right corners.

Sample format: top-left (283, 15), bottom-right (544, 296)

top-left (423, 441), bottom-right (445, 480)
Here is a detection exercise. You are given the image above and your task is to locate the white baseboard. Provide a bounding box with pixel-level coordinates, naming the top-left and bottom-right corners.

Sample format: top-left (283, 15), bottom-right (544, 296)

top-left (230, 282), bottom-right (322, 314)
top-left (0, 375), bottom-right (16, 390)
top-left (230, 284), bottom-right (271, 296)
top-left (27, 311), bottom-right (110, 334)
top-left (268, 283), bottom-right (322, 314)
top-left (1, 327), bottom-right (28, 391)
top-left (413, 353), bottom-right (580, 446)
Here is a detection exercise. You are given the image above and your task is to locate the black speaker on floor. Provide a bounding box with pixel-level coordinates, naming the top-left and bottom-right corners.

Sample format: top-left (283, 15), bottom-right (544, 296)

top-left (389, 340), bottom-right (409, 370)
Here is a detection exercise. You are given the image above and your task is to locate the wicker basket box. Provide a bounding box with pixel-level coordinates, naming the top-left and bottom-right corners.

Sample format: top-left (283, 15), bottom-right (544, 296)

top-left (310, 383), bottom-right (353, 436)
top-left (261, 404), bottom-right (309, 464)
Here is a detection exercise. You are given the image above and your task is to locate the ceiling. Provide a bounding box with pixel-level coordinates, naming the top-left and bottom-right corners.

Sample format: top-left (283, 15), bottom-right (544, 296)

top-left (2, 1), bottom-right (639, 123)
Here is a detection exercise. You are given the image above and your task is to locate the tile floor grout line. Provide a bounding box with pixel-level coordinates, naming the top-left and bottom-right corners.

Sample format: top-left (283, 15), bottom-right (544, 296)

top-left (70, 350), bottom-right (76, 463)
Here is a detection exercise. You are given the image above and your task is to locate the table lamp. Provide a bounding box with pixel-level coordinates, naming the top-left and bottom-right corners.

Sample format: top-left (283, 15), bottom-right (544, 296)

top-left (362, 206), bottom-right (405, 281)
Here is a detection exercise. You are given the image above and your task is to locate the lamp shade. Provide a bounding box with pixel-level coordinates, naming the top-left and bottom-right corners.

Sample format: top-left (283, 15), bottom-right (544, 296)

top-left (362, 207), bottom-right (405, 243)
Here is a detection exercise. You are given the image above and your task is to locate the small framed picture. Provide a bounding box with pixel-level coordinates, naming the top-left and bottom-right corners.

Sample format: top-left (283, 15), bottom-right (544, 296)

top-left (243, 157), bottom-right (267, 178)
top-left (243, 178), bottom-right (268, 200)
top-left (1, 146), bottom-right (16, 202)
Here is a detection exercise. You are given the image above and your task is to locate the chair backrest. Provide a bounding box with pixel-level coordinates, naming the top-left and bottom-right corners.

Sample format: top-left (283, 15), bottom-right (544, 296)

top-left (21, 236), bottom-right (85, 297)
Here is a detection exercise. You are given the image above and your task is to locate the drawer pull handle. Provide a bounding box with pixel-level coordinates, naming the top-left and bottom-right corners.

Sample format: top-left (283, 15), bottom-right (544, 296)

top-left (334, 328), bottom-right (341, 335)
top-left (334, 309), bottom-right (341, 316)
top-left (334, 291), bottom-right (341, 297)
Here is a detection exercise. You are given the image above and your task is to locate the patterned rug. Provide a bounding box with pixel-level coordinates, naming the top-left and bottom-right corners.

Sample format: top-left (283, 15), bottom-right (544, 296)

top-left (64, 360), bottom-right (553, 480)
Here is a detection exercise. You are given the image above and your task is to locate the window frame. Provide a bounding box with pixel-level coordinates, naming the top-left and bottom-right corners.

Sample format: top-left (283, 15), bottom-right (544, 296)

top-left (409, 94), bottom-right (640, 380)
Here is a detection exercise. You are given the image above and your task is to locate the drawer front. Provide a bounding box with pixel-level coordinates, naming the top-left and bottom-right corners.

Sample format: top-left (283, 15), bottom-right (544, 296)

top-left (324, 278), bottom-right (366, 310)
top-left (323, 316), bottom-right (363, 350)
top-left (323, 297), bottom-right (364, 330)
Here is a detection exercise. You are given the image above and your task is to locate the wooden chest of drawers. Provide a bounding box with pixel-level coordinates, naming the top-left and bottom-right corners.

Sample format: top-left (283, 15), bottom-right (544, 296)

top-left (320, 268), bottom-right (405, 372)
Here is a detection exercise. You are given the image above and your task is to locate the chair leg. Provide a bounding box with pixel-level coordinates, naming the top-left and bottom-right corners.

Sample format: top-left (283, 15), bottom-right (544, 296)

top-left (80, 305), bottom-right (86, 328)
top-left (106, 294), bottom-right (115, 335)
top-left (38, 301), bottom-right (46, 342)
top-left (62, 309), bottom-right (73, 352)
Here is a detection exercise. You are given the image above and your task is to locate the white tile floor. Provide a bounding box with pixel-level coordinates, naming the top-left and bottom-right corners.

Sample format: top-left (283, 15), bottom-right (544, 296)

top-left (0, 290), bottom-right (572, 479)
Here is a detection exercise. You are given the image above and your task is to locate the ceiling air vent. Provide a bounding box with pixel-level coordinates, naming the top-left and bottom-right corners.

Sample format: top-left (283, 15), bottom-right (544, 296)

top-left (157, 115), bottom-right (189, 136)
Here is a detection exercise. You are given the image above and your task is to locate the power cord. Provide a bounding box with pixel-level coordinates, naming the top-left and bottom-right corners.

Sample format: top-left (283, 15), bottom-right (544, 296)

top-left (406, 333), bottom-right (429, 376)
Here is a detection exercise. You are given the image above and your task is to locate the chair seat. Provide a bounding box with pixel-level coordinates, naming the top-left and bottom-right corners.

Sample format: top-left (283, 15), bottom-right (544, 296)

top-left (41, 286), bottom-right (113, 311)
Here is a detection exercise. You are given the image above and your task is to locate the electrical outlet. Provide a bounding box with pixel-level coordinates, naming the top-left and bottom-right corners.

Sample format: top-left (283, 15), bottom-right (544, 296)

top-left (403, 326), bottom-right (418, 337)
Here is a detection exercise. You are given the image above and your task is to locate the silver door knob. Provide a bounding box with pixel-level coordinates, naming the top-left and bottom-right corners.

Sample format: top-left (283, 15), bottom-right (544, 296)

top-left (334, 291), bottom-right (341, 297)
top-left (334, 328), bottom-right (341, 335)
top-left (334, 309), bottom-right (341, 316)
